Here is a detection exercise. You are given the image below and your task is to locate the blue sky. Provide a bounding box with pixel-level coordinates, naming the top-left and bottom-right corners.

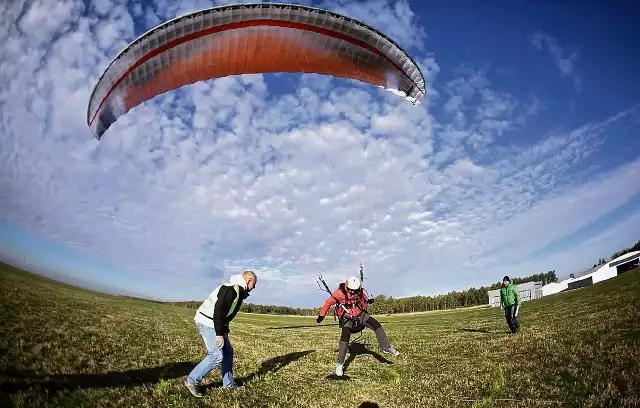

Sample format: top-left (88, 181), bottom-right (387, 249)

top-left (1, 0), bottom-right (639, 308)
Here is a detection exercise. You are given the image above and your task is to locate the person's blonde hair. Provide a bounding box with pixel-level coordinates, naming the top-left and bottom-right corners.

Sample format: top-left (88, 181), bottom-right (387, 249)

top-left (243, 270), bottom-right (257, 282)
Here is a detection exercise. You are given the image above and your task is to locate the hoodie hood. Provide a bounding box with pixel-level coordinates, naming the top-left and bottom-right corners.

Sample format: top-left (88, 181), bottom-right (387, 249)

top-left (229, 274), bottom-right (248, 290)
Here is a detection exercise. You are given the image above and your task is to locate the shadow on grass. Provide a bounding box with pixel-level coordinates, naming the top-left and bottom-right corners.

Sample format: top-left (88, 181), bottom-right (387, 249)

top-left (266, 323), bottom-right (339, 330)
top-left (266, 321), bottom-right (389, 330)
top-left (343, 343), bottom-right (393, 373)
top-left (358, 402), bottom-right (380, 408)
top-left (2, 350), bottom-right (316, 395)
top-left (325, 343), bottom-right (393, 381)
top-left (325, 373), bottom-right (352, 381)
top-left (459, 328), bottom-right (494, 334)
top-left (207, 350), bottom-right (315, 388)
top-left (0, 361), bottom-right (195, 395)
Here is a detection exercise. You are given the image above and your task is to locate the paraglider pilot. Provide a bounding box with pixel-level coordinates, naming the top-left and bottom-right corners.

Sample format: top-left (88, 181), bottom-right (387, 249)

top-left (316, 276), bottom-right (399, 376)
top-left (500, 275), bottom-right (520, 334)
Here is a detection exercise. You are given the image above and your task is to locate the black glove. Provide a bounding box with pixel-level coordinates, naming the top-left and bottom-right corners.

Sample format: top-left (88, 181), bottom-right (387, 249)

top-left (367, 298), bottom-right (375, 304)
top-left (316, 315), bottom-right (324, 323)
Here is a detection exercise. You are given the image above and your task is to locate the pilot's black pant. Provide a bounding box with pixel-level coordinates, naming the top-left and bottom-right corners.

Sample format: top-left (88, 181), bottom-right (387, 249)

top-left (337, 312), bottom-right (390, 364)
top-left (504, 304), bottom-right (520, 333)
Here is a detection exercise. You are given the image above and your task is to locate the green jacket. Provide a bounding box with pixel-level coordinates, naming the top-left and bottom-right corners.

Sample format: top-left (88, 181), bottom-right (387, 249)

top-left (500, 282), bottom-right (520, 309)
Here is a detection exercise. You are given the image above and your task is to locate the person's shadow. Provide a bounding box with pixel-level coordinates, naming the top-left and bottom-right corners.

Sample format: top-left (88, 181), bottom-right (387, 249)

top-left (206, 350), bottom-right (315, 388)
top-left (1, 350), bottom-right (315, 395)
top-left (266, 323), bottom-right (339, 330)
top-left (343, 343), bottom-right (393, 372)
top-left (0, 361), bottom-right (196, 395)
top-left (326, 343), bottom-right (393, 380)
top-left (358, 402), bottom-right (380, 408)
top-left (458, 328), bottom-right (492, 334)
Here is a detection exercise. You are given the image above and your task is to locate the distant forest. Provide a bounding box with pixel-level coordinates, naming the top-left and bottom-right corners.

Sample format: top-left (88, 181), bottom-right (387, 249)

top-left (163, 239), bottom-right (639, 316)
top-left (164, 270), bottom-right (558, 316)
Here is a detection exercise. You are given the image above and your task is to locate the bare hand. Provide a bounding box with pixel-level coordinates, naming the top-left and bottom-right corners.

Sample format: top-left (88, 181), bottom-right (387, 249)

top-left (216, 335), bottom-right (224, 348)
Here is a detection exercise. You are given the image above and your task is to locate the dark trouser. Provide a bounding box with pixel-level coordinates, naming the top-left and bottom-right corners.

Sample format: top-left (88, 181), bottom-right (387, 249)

top-left (337, 312), bottom-right (390, 364)
top-left (504, 304), bottom-right (520, 333)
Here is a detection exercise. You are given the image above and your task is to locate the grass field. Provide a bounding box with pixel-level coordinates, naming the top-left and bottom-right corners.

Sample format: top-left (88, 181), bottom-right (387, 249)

top-left (1, 263), bottom-right (639, 408)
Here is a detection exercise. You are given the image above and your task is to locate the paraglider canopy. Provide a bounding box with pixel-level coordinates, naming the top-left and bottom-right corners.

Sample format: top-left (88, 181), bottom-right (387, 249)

top-left (86, 2), bottom-right (426, 139)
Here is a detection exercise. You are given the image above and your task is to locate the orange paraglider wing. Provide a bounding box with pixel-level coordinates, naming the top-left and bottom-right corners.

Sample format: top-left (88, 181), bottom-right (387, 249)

top-left (87, 2), bottom-right (426, 140)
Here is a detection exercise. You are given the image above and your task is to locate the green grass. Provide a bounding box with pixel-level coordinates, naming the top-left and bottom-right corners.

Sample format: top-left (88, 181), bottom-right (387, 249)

top-left (1, 263), bottom-right (639, 408)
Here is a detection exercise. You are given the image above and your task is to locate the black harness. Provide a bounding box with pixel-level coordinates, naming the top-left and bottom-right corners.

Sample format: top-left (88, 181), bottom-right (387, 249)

top-left (336, 283), bottom-right (367, 329)
top-left (339, 284), bottom-right (365, 310)
top-left (317, 265), bottom-right (371, 337)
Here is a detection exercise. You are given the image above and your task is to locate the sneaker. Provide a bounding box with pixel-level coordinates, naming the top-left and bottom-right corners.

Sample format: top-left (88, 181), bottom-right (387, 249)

top-left (382, 345), bottom-right (400, 356)
top-left (185, 380), bottom-right (203, 397)
top-left (335, 363), bottom-right (344, 377)
top-left (223, 381), bottom-right (239, 389)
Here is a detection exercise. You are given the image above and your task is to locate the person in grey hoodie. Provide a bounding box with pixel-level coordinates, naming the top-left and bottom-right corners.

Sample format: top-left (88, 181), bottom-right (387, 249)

top-left (185, 270), bottom-right (257, 397)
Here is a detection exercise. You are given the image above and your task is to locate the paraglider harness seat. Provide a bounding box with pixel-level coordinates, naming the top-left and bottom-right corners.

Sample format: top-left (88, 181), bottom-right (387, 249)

top-left (335, 283), bottom-right (367, 334)
top-left (315, 270), bottom-right (369, 341)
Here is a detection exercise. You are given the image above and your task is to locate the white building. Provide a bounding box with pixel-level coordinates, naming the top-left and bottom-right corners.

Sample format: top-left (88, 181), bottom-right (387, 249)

top-left (486, 251), bottom-right (639, 305)
top-left (607, 250), bottom-right (640, 274)
top-left (541, 281), bottom-right (567, 297)
top-left (542, 251), bottom-right (640, 297)
top-left (487, 280), bottom-right (543, 307)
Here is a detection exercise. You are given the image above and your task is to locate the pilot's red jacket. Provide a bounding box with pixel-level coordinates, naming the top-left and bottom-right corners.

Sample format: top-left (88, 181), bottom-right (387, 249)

top-left (319, 284), bottom-right (369, 319)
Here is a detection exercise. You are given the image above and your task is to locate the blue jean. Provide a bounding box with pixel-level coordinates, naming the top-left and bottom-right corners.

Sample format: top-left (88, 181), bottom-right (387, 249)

top-left (187, 322), bottom-right (235, 387)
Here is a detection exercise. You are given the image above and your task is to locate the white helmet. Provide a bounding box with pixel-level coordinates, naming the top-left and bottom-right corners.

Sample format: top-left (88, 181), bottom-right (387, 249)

top-left (346, 276), bottom-right (361, 290)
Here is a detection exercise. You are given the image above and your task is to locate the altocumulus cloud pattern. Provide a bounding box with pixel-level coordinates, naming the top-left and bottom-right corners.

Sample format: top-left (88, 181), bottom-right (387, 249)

top-left (1, 0), bottom-right (639, 306)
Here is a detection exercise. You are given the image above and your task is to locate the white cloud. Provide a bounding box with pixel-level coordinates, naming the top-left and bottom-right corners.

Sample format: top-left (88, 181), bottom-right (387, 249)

top-left (530, 31), bottom-right (582, 91)
top-left (318, 0), bottom-right (427, 52)
top-left (1, 0), bottom-right (638, 307)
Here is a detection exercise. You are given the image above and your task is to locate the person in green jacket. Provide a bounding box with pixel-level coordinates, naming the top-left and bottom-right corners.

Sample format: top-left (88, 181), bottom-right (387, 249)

top-left (500, 276), bottom-right (520, 334)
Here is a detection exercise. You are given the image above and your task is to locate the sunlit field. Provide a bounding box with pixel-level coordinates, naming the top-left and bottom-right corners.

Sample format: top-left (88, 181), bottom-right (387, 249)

top-left (1, 263), bottom-right (639, 408)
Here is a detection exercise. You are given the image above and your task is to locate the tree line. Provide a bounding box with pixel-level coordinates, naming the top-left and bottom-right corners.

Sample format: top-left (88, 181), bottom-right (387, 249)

top-left (158, 238), bottom-right (638, 316)
top-left (588, 239), bottom-right (640, 268)
top-left (162, 270), bottom-right (557, 316)
top-left (608, 239), bottom-right (640, 264)
top-left (366, 270), bottom-right (558, 315)
top-left (159, 300), bottom-right (319, 316)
